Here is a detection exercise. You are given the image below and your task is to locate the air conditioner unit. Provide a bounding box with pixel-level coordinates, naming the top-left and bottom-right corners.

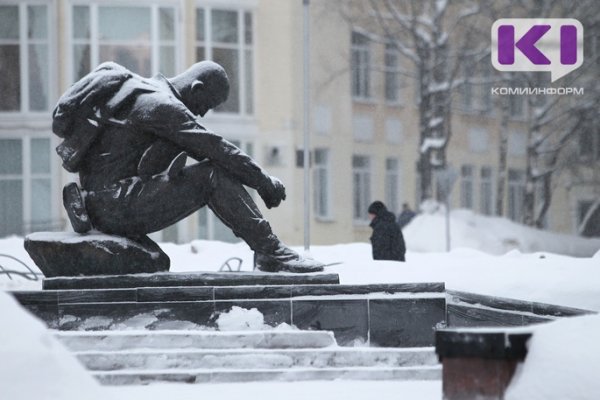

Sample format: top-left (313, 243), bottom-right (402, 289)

top-left (265, 145), bottom-right (283, 166)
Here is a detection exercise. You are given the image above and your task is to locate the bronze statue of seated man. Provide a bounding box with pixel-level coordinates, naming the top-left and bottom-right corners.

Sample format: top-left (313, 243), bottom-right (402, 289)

top-left (53, 61), bottom-right (324, 273)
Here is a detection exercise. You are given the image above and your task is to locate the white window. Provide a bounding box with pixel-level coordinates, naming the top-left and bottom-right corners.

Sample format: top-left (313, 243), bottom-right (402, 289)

top-left (384, 43), bottom-right (401, 103)
top-left (0, 137), bottom-right (55, 237)
top-left (313, 105), bottom-right (331, 136)
top-left (313, 148), bottom-right (332, 220)
top-left (196, 8), bottom-right (253, 115)
top-left (352, 155), bottom-right (371, 222)
top-left (0, 3), bottom-right (51, 113)
top-left (468, 127), bottom-right (489, 153)
top-left (480, 166), bottom-right (493, 216)
top-left (352, 114), bottom-right (374, 142)
top-left (351, 31), bottom-right (371, 100)
top-left (385, 158), bottom-right (400, 214)
top-left (508, 130), bottom-right (527, 157)
top-left (460, 165), bottom-right (474, 209)
top-left (508, 169), bottom-right (525, 222)
top-left (71, 4), bottom-right (178, 81)
top-left (385, 117), bottom-right (403, 144)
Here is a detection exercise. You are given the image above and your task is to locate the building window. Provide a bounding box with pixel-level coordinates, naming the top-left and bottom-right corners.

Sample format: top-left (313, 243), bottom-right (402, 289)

top-left (71, 4), bottom-right (178, 82)
top-left (352, 155), bottom-right (371, 222)
top-left (384, 43), bottom-right (401, 103)
top-left (385, 158), bottom-right (400, 213)
top-left (313, 148), bottom-right (331, 220)
top-left (351, 31), bottom-right (371, 100)
top-left (196, 8), bottom-right (253, 115)
top-left (480, 166), bottom-right (493, 216)
top-left (461, 58), bottom-right (492, 113)
top-left (508, 169), bottom-right (525, 222)
top-left (0, 3), bottom-right (50, 112)
top-left (0, 137), bottom-right (54, 237)
top-left (460, 165), bottom-right (474, 209)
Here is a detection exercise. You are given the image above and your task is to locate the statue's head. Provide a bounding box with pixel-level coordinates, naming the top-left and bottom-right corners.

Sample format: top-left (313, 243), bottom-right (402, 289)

top-left (171, 61), bottom-right (230, 117)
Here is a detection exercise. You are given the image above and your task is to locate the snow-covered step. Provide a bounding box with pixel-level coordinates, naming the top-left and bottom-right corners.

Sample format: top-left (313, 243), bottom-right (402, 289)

top-left (75, 347), bottom-right (438, 371)
top-left (93, 365), bottom-right (442, 385)
top-left (55, 330), bottom-right (337, 352)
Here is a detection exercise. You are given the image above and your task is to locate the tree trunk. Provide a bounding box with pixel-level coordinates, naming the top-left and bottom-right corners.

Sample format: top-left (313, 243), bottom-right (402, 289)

top-left (523, 140), bottom-right (536, 226)
top-left (535, 173), bottom-right (552, 228)
top-left (495, 96), bottom-right (509, 216)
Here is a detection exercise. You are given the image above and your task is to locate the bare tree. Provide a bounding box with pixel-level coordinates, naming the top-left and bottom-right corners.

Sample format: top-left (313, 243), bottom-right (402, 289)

top-left (348, 0), bottom-right (491, 201)
top-left (512, 0), bottom-right (600, 228)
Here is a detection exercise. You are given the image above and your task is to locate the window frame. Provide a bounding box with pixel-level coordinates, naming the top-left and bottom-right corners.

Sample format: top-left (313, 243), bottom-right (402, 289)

top-left (351, 30), bottom-right (372, 101)
top-left (313, 148), bottom-right (333, 221)
top-left (385, 157), bottom-right (401, 214)
top-left (0, 133), bottom-right (59, 236)
top-left (68, 1), bottom-right (182, 83)
top-left (352, 154), bottom-right (372, 224)
top-left (507, 169), bottom-right (525, 222)
top-left (384, 43), bottom-right (402, 105)
top-left (195, 5), bottom-right (255, 116)
top-left (0, 2), bottom-right (54, 116)
top-left (480, 166), bottom-right (494, 216)
top-left (460, 164), bottom-right (474, 209)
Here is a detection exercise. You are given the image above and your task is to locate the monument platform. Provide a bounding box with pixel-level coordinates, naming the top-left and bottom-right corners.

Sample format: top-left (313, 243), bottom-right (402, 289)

top-left (13, 280), bottom-right (446, 347)
top-left (42, 271), bottom-right (341, 290)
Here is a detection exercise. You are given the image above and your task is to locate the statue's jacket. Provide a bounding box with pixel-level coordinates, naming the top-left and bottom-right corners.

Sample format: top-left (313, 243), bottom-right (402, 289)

top-left (52, 62), bottom-right (270, 194)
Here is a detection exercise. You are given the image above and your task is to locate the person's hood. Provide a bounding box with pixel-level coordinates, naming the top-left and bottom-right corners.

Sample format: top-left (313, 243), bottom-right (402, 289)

top-left (370, 210), bottom-right (397, 227)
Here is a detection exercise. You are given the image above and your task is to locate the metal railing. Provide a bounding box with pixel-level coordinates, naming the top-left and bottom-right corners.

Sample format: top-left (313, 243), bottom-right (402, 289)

top-left (0, 254), bottom-right (42, 281)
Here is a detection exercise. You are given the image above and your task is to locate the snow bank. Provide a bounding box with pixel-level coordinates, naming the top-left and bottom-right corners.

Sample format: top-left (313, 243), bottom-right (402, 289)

top-left (0, 291), bottom-right (109, 400)
top-left (404, 207), bottom-right (600, 257)
top-left (506, 314), bottom-right (600, 400)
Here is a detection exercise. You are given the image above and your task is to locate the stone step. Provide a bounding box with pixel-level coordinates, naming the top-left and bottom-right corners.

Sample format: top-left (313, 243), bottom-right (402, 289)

top-left (92, 365), bottom-right (442, 385)
top-left (74, 347), bottom-right (438, 371)
top-left (42, 271), bottom-right (341, 290)
top-left (56, 330), bottom-right (337, 351)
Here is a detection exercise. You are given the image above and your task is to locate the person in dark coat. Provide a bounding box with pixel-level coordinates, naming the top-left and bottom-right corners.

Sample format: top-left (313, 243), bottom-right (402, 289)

top-left (397, 203), bottom-right (417, 230)
top-left (368, 201), bottom-right (406, 261)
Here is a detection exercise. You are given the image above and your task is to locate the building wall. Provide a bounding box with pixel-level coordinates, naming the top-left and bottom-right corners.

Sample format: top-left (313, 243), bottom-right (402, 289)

top-left (0, 0), bottom-right (597, 244)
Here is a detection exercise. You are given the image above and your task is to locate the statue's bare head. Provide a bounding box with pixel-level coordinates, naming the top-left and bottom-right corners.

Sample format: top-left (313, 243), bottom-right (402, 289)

top-left (170, 61), bottom-right (230, 117)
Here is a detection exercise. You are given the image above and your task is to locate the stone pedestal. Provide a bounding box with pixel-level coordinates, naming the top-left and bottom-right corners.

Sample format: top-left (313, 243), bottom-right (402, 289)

top-left (25, 232), bottom-right (169, 277)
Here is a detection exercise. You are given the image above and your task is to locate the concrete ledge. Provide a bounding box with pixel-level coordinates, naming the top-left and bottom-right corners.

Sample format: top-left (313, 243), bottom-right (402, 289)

top-left (42, 271), bottom-right (341, 290)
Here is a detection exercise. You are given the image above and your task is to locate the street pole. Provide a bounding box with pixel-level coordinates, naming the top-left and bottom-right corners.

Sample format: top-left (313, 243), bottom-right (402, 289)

top-left (446, 194), bottom-right (451, 252)
top-left (302, 0), bottom-right (311, 252)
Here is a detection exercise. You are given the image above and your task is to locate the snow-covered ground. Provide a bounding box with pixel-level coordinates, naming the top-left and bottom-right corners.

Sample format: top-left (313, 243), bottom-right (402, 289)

top-left (1, 208), bottom-right (600, 399)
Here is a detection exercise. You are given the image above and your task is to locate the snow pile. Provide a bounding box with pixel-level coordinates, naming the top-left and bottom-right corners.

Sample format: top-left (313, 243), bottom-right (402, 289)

top-left (506, 314), bottom-right (600, 400)
top-left (404, 206), bottom-right (600, 257)
top-left (0, 291), bottom-right (108, 400)
top-left (0, 236), bottom-right (40, 291)
top-left (215, 306), bottom-right (293, 331)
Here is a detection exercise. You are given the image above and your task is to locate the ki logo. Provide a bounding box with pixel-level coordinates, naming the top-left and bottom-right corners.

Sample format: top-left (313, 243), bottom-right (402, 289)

top-left (491, 19), bottom-right (584, 82)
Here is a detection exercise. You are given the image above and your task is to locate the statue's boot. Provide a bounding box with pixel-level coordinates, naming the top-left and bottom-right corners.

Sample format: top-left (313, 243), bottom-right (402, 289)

top-left (208, 170), bottom-right (324, 273)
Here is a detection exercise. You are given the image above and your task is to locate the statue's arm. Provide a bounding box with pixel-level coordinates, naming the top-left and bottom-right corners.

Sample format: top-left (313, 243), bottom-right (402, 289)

top-left (133, 100), bottom-right (285, 208)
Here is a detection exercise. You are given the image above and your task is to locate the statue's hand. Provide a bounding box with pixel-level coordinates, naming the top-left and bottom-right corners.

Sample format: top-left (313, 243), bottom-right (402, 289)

top-left (258, 176), bottom-right (286, 209)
